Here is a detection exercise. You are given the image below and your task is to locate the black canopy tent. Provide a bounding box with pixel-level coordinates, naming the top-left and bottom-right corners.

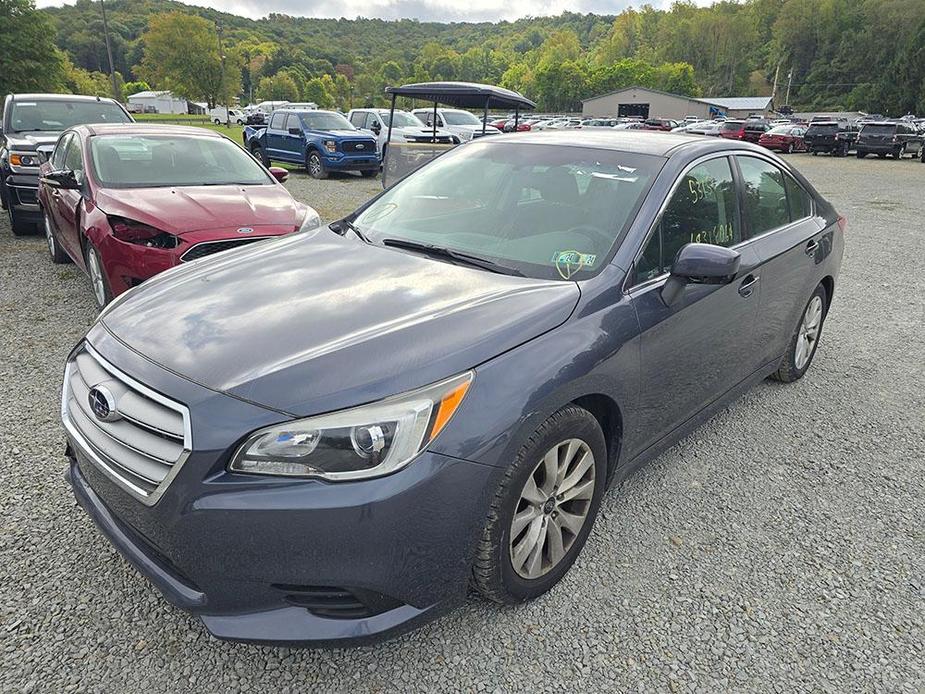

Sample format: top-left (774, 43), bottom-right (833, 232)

top-left (381, 81), bottom-right (536, 186)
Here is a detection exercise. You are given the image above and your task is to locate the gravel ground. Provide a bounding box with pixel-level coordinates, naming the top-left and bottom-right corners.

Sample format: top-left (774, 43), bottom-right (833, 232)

top-left (0, 157), bottom-right (922, 693)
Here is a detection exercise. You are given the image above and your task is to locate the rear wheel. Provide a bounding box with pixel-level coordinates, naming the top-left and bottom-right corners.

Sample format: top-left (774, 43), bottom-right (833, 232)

top-left (213, 118), bottom-right (221, 125)
top-left (786, 143), bottom-right (794, 154)
top-left (893, 145), bottom-right (904, 160)
top-left (472, 405), bottom-right (607, 604)
top-left (771, 284), bottom-right (827, 383)
top-left (856, 151), bottom-right (866, 158)
top-left (306, 150), bottom-right (328, 179)
top-left (44, 212), bottom-right (69, 264)
top-left (251, 145), bottom-right (270, 167)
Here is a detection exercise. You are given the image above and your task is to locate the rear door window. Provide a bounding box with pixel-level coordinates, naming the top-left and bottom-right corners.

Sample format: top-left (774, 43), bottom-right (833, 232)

top-left (783, 174), bottom-right (812, 220)
top-left (736, 156), bottom-right (790, 237)
top-left (269, 112), bottom-right (285, 130)
top-left (285, 114), bottom-right (301, 132)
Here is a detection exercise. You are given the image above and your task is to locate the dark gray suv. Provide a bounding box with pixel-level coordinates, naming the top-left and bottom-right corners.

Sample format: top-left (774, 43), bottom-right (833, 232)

top-left (63, 131), bottom-right (844, 646)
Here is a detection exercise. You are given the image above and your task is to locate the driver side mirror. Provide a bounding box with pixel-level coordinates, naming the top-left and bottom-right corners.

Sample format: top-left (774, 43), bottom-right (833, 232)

top-left (370, 121), bottom-right (381, 134)
top-left (41, 169), bottom-right (81, 190)
top-left (268, 166), bottom-right (289, 183)
top-left (660, 243), bottom-right (740, 306)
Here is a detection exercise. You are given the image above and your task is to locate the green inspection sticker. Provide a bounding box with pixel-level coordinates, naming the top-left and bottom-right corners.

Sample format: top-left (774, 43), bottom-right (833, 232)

top-left (552, 250), bottom-right (597, 279)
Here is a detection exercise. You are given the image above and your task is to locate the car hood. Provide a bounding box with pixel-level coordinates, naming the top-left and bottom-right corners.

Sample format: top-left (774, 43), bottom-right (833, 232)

top-left (94, 184), bottom-right (302, 235)
top-left (4, 132), bottom-right (61, 150)
top-left (392, 126), bottom-right (453, 138)
top-left (308, 129), bottom-right (374, 139)
top-left (100, 231), bottom-right (580, 415)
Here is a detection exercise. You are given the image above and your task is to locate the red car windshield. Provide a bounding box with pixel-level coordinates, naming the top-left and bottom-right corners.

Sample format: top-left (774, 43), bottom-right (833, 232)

top-left (90, 135), bottom-right (273, 188)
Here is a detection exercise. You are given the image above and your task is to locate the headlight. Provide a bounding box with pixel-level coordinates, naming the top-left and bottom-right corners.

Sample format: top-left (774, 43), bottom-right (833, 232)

top-left (323, 140), bottom-right (337, 153)
top-left (229, 371), bottom-right (473, 481)
top-left (10, 152), bottom-right (40, 167)
top-left (299, 206), bottom-right (322, 232)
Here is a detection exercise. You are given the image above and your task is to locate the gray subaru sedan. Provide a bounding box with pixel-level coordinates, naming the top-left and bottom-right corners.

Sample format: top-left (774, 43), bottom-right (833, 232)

top-left (62, 131), bottom-right (843, 646)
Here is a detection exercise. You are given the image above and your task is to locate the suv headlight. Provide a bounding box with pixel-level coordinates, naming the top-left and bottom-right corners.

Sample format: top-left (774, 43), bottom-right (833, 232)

top-left (229, 371), bottom-right (472, 481)
top-left (299, 206), bottom-right (322, 232)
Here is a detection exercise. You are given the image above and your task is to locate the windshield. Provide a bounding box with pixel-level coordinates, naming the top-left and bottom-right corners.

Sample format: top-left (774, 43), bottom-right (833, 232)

top-left (90, 134), bottom-right (273, 188)
top-left (302, 112), bottom-right (354, 130)
top-left (807, 124), bottom-right (838, 134)
top-left (9, 99), bottom-right (130, 133)
top-left (384, 111), bottom-right (425, 128)
top-left (861, 124), bottom-right (896, 135)
top-left (442, 110), bottom-right (482, 126)
top-left (354, 141), bottom-right (662, 281)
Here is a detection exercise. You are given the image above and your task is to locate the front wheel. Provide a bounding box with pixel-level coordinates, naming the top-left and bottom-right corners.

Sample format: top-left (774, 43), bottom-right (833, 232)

top-left (44, 212), bottom-right (69, 264)
top-left (786, 143), bottom-right (794, 154)
top-left (360, 169), bottom-right (378, 178)
top-left (472, 405), bottom-right (607, 604)
top-left (856, 151), bottom-right (866, 158)
top-left (771, 284), bottom-right (827, 383)
top-left (85, 241), bottom-right (112, 309)
top-left (306, 151), bottom-right (328, 179)
top-left (5, 193), bottom-right (33, 236)
top-left (893, 145), bottom-right (904, 160)
top-left (251, 145), bottom-right (270, 167)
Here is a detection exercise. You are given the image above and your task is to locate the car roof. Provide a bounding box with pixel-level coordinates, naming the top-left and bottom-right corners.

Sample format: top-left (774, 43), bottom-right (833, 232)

top-left (483, 130), bottom-right (769, 158)
top-left (71, 123), bottom-right (222, 137)
top-left (9, 93), bottom-right (120, 104)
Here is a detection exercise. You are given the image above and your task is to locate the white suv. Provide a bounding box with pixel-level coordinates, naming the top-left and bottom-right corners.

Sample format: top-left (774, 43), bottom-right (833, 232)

top-left (410, 108), bottom-right (501, 142)
top-left (347, 108), bottom-right (459, 155)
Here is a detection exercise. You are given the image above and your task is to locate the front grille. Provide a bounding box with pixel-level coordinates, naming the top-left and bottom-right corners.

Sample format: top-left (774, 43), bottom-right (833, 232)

top-left (180, 237), bottom-right (268, 262)
top-left (62, 344), bottom-right (191, 505)
top-left (408, 135), bottom-right (454, 145)
top-left (342, 140), bottom-right (376, 154)
top-left (272, 584), bottom-right (404, 619)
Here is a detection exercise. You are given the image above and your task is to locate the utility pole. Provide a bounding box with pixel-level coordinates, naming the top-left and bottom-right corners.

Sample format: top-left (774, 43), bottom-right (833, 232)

top-left (99, 0), bottom-right (120, 101)
top-left (770, 61), bottom-right (781, 106)
top-left (785, 68), bottom-right (793, 107)
top-left (216, 22), bottom-right (229, 126)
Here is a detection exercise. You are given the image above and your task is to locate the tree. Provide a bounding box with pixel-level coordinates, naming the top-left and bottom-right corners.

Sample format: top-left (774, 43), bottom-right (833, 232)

top-left (0, 0), bottom-right (66, 95)
top-left (256, 73), bottom-right (299, 102)
top-left (136, 11), bottom-right (242, 108)
top-left (122, 80), bottom-right (150, 100)
top-left (303, 76), bottom-right (335, 108)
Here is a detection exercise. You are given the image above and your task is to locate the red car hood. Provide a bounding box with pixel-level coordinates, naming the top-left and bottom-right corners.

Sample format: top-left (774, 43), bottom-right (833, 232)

top-left (94, 184), bottom-right (301, 235)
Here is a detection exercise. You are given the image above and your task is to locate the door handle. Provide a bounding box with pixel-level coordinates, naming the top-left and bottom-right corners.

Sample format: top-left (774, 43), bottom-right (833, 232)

top-left (805, 240), bottom-right (819, 256)
top-left (738, 274), bottom-right (759, 298)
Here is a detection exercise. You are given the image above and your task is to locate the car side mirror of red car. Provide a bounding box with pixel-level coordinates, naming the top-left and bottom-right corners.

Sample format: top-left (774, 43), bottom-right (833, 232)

top-left (41, 169), bottom-right (81, 190)
top-left (268, 166), bottom-right (289, 183)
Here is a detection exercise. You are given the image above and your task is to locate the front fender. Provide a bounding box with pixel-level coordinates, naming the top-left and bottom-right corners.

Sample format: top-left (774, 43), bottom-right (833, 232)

top-left (430, 265), bottom-right (641, 475)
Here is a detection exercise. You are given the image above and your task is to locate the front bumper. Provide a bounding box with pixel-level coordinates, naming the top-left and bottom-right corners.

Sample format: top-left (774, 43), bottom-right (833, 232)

top-left (322, 153), bottom-right (380, 171)
top-left (66, 400), bottom-right (497, 646)
top-left (3, 172), bottom-right (41, 220)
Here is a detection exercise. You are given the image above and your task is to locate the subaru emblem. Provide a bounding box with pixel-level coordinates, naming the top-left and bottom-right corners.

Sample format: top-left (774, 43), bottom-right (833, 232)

top-left (88, 386), bottom-right (119, 422)
top-left (237, 227), bottom-right (254, 234)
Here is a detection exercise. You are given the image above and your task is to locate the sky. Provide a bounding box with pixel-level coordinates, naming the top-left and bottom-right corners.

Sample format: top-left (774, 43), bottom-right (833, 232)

top-left (36, 0), bottom-right (715, 24)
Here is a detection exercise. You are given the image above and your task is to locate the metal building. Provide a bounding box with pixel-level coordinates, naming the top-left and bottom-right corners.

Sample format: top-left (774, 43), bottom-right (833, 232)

top-left (581, 86), bottom-right (773, 120)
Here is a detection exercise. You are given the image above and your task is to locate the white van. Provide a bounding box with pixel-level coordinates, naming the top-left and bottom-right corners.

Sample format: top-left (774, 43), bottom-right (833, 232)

top-left (210, 107), bottom-right (245, 124)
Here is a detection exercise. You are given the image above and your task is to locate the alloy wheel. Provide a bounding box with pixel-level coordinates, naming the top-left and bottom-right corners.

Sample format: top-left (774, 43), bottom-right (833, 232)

top-left (509, 438), bottom-right (595, 580)
top-left (308, 154), bottom-right (322, 177)
top-left (87, 246), bottom-right (107, 307)
top-left (44, 215), bottom-right (56, 257)
top-left (795, 295), bottom-right (823, 370)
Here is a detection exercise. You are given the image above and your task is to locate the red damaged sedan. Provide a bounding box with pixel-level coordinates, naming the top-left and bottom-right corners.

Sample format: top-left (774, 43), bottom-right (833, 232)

top-left (38, 124), bottom-right (320, 307)
top-left (758, 124), bottom-right (807, 154)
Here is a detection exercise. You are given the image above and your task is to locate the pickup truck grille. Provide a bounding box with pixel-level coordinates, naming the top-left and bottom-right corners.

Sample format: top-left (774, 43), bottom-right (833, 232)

top-left (342, 140), bottom-right (376, 154)
top-left (180, 237), bottom-right (269, 262)
top-left (407, 135), bottom-right (454, 145)
top-left (62, 344), bottom-right (191, 505)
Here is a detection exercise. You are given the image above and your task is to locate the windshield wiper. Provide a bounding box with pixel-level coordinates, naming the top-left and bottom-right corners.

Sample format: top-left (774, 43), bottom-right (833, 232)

top-left (329, 218), bottom-right (370, 244)
top-left (381, 238), bottom-right (524, 276)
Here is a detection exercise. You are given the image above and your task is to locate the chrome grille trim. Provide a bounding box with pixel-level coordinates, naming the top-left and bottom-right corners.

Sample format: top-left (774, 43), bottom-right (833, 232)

top-left (61, 343), bottom-right (192, 506)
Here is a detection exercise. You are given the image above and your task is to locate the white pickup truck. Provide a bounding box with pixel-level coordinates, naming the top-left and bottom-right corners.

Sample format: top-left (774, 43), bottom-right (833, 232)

top-left (410, 108), bottom-right (502, 142)
top-left (347, 108), bottom-right (459, 156)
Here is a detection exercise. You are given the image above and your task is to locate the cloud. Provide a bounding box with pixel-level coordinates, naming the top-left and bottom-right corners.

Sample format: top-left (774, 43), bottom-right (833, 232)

top-left (37, 0), bottom-right (697, 23)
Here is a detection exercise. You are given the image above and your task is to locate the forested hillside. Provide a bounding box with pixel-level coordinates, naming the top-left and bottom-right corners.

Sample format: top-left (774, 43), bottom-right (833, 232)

top-left (30, 0), bottom-right (925, 114)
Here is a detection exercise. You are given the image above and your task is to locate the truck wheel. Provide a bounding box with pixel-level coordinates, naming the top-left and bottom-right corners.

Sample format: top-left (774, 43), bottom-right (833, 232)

top-left (856, 151), bottom-right (866, 158)
top-left (251, 145), bottom-right (270, 167)
top-left (892, 145), bottom-right (904, 160)
top-left (360, 169), bottom-right (378, 178)
top-left (6, 196), bottom-right (33, 236)
top-left (811, 150), bottom-right (818, 156)
top-left (213, 118), bottom-right (221, 125)
top-left (306, 151), bottom-right (328, 179)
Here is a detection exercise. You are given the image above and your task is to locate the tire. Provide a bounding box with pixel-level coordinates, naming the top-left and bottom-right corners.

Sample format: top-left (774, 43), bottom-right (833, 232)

top-left (472, 405), bottom-right (607, 604)
top-left (877, 153), bottom-right (887, 159)
top-left (893, 145), bottom-right (904, 160)
top-left (5, 191), bottom-right (34, 236)
top-left (856, 152), bottom-right (866, 158)
top-left (251, 145), bottom-right (270, 167)
top-left (306, 150), bottom-right (327, 179)
top-left (360, 169), bottom-right (378, 178)
top-left (771, 284), bottom-right (828, 383)
top-left (812, 150), bottom-right (818, 156)
top-left (786, 143), bottom-right (794, 154)
top-left (213, 118), bottom-right (221, 125)
top-left (84, 241), bottom-right (112, 309)
top-left (44, 211), bottom-right (69, 264)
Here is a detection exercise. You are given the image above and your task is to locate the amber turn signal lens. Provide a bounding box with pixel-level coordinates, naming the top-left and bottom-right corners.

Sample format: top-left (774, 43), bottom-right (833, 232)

top-left (428, 379), bottom-right (471, 440)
